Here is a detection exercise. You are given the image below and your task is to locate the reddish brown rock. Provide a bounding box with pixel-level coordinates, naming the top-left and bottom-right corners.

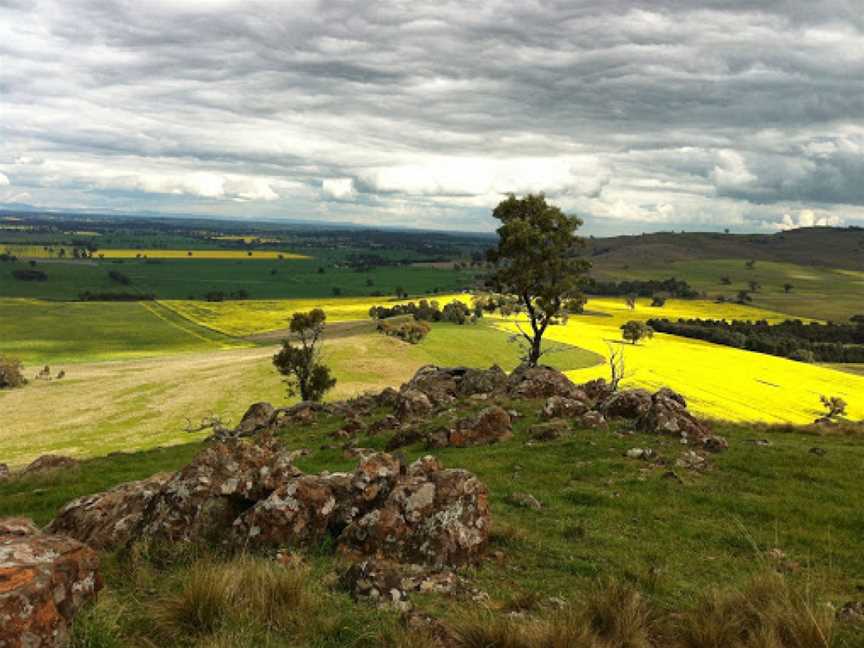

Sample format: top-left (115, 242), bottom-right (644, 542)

top-left (599, 389), bottom-right (652, 419)
top-left (506, 365), bottom-right (582, 400)
top-left (339, 456), bottom-right (490, 567)
top-left (135, 440), bottom-right (298, 544)
top-left (20, 455), bottom-right (78, 478)
top-left (542, 395), bottom-right (590, 419)
top-left (0, 518), bottom-right (41, 537)
top-left (46, 473), bottom-right (172, 550)
top-left (0, 528), bottom-right (101, 648)
top-left (447, 406), bottom-right (513, 447)
top-left (403, 365), bottom-right (459, 405)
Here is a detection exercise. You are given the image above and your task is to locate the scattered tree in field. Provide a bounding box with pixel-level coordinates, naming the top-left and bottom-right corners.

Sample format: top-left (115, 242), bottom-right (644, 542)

top-left (783, 283), bottom-right (794, 293)
top-left (395, 286), bottom-right (407, 299)
top-left (748, 280), bottom-right (761, 292)
top-left (621, 320), bottom-right (654, 345)
top-left (486, 194), bottom-right (589, 367)
top-left (745, 259), bottom-right (756, 269)
top-left (365, 277), bottom-right (374, 287)
top-left (736, 290), bottom-right (752, 304)
top-left (331, 286), bottom-right (342, 296)
top-left (819, 395), bottom-right (847, 421)
top-left (187, 251), bottom-right (192, 256)
top-left (317, 266), bottom-right (325, 274)
top-left (650, 293), bottom-right (667, 307)
top-left (625, 293), bottom-right (638, 310)
top-left (272, 309), bottom-right (336, 402)
top-left (564, 294), bottom-right (588, 315)
top-left (720, 275), bottom-right (732, 285)
top-left (0, 356), bottom-right (27, 389)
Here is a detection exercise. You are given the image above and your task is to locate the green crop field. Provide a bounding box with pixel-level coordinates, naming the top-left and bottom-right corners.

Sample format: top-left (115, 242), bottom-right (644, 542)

top-left (0, 256), bottom-right (480, 300)
top-left (0, 298), bottom-right (241, 364)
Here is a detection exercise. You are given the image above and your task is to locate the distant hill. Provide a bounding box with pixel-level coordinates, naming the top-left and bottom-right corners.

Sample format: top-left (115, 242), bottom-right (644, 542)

top-left (587, 227), bottom-right (864, 271)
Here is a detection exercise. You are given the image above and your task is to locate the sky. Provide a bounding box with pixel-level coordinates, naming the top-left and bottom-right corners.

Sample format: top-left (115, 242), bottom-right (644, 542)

top-left (1, 1), bottom-right (863, 234)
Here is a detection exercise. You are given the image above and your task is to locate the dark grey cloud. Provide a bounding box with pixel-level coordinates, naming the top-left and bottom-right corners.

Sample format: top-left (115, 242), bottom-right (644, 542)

top-left (0, 0), bottom-right (862, 231)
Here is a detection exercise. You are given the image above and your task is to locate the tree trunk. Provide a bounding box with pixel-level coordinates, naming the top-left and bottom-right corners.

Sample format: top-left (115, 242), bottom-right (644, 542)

top-left (528, 334), bottom-right (543, 367)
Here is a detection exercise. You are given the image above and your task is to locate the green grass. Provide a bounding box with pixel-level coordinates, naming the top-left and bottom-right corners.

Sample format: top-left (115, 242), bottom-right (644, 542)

top-left (0, 256), bottom-right (480, 300)
top-left (2, 401), bottom-right (862, 646)
top-left (591, 258), bottom-right (864, 323)
top-left (0, 298), bottom-right (240, 364)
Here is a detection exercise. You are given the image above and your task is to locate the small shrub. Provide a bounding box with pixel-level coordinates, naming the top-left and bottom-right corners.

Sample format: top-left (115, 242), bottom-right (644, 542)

top-left (0, 356), bottom-right (27, 389)
top-left (377, 319), bottom-right (431, 344)
top-left (819, 395), bottom-right (847, 420)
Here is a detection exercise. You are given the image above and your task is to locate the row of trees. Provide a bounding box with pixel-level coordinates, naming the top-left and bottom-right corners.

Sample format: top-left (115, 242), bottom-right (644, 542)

top-left (647, 318), bottom-right (864, 363)
top-left (368, 299), bottom-right (477, 325)
top-left (583, 277), bottom-right (699, 299)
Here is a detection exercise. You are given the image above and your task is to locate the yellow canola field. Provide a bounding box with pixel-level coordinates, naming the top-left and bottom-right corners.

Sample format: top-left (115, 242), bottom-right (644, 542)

top-left (97, 249), bottom-right (308, 260)
top-left (163, 294), bottom-right (471, 337)
top-left (499, 297), bottom-right (864, 424)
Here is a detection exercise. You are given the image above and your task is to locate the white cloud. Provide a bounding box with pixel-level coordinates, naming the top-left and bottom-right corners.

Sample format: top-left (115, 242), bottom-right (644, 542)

top-left (0, 173), bottom-right (9, 187)
top-left (321, 178), bottom-right (355, 200)
top-left (775, 209), bottom-right (844, 230)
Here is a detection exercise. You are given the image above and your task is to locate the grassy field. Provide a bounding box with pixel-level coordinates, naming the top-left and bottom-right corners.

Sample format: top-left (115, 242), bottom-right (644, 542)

top-left (500, 297), bottom-right (864, 424)
top-left (592, 258), bottom-right (864, 323)
top-left (0, 257), bottom-right (480, 300)
top-left (0, 298), bottom-right (241, 364)
top-left (1, 397), bottom-right (862, 646)
top-left (97, 248), bottom-right (309, 259)
top-left (0, 319), bottom-right (601, 466)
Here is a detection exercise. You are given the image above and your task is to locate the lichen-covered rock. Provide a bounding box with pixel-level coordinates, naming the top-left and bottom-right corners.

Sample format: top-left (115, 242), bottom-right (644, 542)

top-left (339, 558), bottom-right (459, 606)
top-left (20, 454), bottom-right (78, 477)
top-left (542, 395), bottom-right (590, 419)
top-left (578, 378), bottom-right (614, 403)
top-left (506, 365), bottom-right (582, 400)
top-left (46, 473), bottom-right (172, 550)
top-left (232, 474), bottom-right (346, 549)
top-left (459, 366), bottom-right (507, 397)
top-left (135, 440), bottom-right (297, 544)
top-left (234, 402), bottom-right (275, 436)
top-left (447, 406), bottom-right (512, 447)
top-left (339, 456), bottom-right (490, 567)
top-left (0, 528), bottom-right (101, 648)
top-left (637, 389), bottom-right (721, 448)
top-left (578, 411), bottom-right (607, 429)
top-left (599, 389), bottom-right (652, 419)
top-left (0, 518), bottom-right (41, 537)
top-left (403, 365), bottom-right (459, 405)
top-left (395, 388), bottom-right (433, 419)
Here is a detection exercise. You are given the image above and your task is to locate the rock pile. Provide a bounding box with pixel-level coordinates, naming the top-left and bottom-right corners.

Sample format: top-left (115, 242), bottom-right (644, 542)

top-left (46, 441), bottom-right (490, 569)
top-left (0, 521), bottom-right (101, 648)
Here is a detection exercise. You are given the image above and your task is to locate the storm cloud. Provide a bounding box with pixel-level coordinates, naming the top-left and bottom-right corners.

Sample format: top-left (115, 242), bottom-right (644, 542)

top-left (1, 0), bottom-right (862, 232)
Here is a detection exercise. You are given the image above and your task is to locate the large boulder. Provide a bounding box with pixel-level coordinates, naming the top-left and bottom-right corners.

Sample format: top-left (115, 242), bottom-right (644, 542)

top-left (542, 395), bottom-right (590, 419)
top-left (135, 440), bottom-right (299, 544)
top-left (234, 402), bottom-right (276, 437)
top-left (458, 366), bottom-right (508, 397)
top-left (506, 365), bottom-right (582, 400)
top-left (0, 523), bottom-right (101, 648)
top-left (339, 456), bottom-right (490, 567)
top-left (395, 388), bottom-right (433, 419)
top-left (446, 406), bottom-right (513, 448)
top-left (578, 378), bottom-right (615, 404)
top-left (638, 389), bottom-right (727, 450)
top-left (46, 473), bottom-right (172, 550)
top-left (403, 365), bottom-right (460, 405)
top-left (599, 389), bottom-right (652, 419)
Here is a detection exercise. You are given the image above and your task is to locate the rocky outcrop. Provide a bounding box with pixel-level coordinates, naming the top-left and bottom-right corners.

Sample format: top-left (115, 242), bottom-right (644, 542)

top-left (339, 558), bottom-right (461, 608)
top-left (506, 364), bottom-right (583, 400)
top-left (445, 406), bottom-right (512, 448)
top-left (637, 388), bottom-right (727, 450)
top-left (46, 473), bottom-right (172, 549)
top-left (394, 365), bottom-right (509, 418)
top-left (234, 401), bottom-right (276, 436)
top-left (20, 454), bottom-right (78, 477)
top-left (46, 442), bottom-right (490, 571)
top-left (0, 522), bottom-right (101, 648)
top-left (135, 440), bottom-right (300, 544)
top-left (599, 388), bottom-right (652, 419)
top-left (0, 518), bottom-right (41, 537)
top-left (339, 456), bottom-right (489, 567)
top-left (395, 389), bottom-right (433, 419)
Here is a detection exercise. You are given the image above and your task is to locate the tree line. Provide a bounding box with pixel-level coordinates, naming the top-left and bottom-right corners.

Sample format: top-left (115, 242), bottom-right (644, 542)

top-left (647, 317), bottom-right (864, 363)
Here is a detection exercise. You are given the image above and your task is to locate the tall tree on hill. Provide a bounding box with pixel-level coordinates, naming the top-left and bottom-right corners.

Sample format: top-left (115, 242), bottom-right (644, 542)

top-left (486, 193), bottom-right (590, 367)
top-left (273, 308), bottom-right (336, 402)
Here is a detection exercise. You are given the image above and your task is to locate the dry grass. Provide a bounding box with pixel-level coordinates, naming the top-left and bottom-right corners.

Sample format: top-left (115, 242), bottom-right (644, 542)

top-left (151, 556), bottom-right (312, 637)
top-left (452, 574), bottom-right (837, 648)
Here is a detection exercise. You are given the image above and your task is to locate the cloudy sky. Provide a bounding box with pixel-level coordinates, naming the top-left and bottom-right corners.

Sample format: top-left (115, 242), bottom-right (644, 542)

top-left (1, 1), bottom-right (862, 233)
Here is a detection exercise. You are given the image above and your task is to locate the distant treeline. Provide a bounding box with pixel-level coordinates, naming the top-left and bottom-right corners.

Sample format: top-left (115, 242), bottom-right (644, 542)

top-left (78, 291), bottom-right (155, 301)
top-left (583, 277), bottom-right (699, 299)
top-left (648, 317), bottom-right (864, 363)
